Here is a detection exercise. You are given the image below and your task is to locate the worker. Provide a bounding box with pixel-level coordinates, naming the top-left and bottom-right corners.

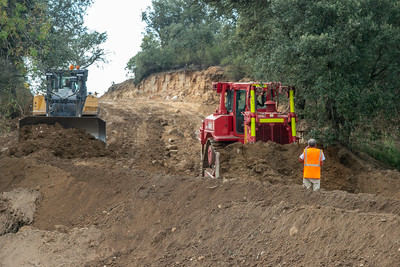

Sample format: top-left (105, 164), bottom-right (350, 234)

top-left (298, 138), bottom-right (325, 191)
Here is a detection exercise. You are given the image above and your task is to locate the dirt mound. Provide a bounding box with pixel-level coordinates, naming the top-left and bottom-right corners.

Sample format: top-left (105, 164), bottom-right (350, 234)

top-left (220, 141), bottom-right (302, 183)
top-left (220, 141), bottom-right (400, 198)
top-left (1, 149), bottom-right (400, 266)
top-left (0, 226), bottom-right (107, 266)
top-left (85, 173), bottom-right (400, 267)
top-left (9, 124), bottom-right (108, 159)
top-left (0, 188), bottom-right (40, 235)
top-left (1, 81), bottom-right (400, 265)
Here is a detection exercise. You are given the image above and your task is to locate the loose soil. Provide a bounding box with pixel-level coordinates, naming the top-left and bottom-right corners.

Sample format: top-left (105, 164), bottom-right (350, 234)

top-left (220, 141), bottom-right (400, 198)
top-left (0, 88), bottom-right (400, 265)
top-left (13, 123), bottom-right (108, 158)
top-left (0, 188), bottom-right (39, 235)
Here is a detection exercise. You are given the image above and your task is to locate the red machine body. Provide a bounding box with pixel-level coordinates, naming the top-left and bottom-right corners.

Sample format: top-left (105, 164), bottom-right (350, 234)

top-left (199, 82), bottom-right (298, 178)
top-left (199, 82), bottom-right (298, 145)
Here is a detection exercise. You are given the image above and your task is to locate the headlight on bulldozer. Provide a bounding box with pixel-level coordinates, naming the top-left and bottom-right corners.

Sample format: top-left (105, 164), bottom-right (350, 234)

top-left (207, 121), bottom-right (214, 130)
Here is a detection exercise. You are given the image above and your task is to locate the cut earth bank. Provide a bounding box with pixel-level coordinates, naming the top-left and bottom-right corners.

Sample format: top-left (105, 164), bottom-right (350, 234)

top-left (0, 66), bottom-right (399, 266)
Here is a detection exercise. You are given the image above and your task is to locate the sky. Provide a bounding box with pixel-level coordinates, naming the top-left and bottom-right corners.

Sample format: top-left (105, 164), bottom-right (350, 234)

top-left (84, 0), bottom-right (153, 95)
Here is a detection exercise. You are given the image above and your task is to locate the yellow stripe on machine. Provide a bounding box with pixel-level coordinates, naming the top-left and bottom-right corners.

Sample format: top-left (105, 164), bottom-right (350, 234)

top-left (259, 118), bottom-right (285, 123)
top-left (291, 117), bottom-right (297, 137)
top-left (244, 124), bottom-right (247, 144)
top-left (250, 89), bottom-right (256, 137)
top-left (289, 89), bottom-right (296, 137)
top-left (250, 89), bottom-right (255, 113)
top-left (32, 95), bottom-right (46, 115)
top-left (289, 89), bottom-right (295, 113)
top-left (251, 118), bottom-right (256, 137)
top-left (83, 95), bottom-right (99, 115)
top-left (252, 83), bottom-right (268, 88)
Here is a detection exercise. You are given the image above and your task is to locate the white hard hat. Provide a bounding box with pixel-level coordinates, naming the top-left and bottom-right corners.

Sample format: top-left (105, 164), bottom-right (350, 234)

top-left (308, 138), bottom-right (316, 147)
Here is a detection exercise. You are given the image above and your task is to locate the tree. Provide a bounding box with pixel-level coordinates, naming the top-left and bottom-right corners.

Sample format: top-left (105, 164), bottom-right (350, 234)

top-left (206, 0), bottom-right (400, 147)
top-left (0, 0), bottom-right (107, 119)
top-left (0, 0), bottom-right (48, 63)
top-left (0, 58), bottom-right (30, 119)
top-left (127, 0), bottom-right (233, 83)
top-left (32, 0), bottom-right (107, 71)
top-left (0, 0), bottom-right (47, 118)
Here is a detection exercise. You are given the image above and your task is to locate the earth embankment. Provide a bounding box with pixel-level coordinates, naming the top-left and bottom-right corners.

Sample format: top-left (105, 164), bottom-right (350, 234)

top-left (0, 67), bottom-right (400, 266)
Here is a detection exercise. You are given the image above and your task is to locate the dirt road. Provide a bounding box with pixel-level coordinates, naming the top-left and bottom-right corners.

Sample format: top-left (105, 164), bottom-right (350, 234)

top-left (1, 96), bottom-right (400, 266)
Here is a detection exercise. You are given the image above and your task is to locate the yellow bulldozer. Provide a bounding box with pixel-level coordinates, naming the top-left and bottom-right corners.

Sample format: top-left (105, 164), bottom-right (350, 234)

top-left (19, 65), bottom-right (106, 142)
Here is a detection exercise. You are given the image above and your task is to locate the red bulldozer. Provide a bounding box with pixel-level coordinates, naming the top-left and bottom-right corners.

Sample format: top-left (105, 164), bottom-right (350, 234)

top-left (199, 82), bottom-right (298, 178)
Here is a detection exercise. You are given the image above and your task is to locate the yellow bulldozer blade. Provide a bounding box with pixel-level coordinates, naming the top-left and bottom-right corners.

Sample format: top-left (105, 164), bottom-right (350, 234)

top-left (19, 116), bottom-right (106, 143)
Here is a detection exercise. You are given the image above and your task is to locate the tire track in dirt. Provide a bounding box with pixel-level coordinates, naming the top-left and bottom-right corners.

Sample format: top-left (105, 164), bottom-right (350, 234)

top-left (1, 96), bottom-right (400, 266)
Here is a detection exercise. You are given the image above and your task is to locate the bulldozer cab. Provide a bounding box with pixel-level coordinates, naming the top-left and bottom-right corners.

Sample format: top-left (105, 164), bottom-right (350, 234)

top-left (251, 84), bottom-right (278, 107)
top-left (44, 70), bottom-right (88, 117)
top-left (223, 88), bottom-right (246, 134)
top-left (47, 71), bottom-right (86, 96)
top-left (231, 87), bottom-right (270, 135)
top-left (19, 68), bottom-right (106, 143)
top-left (235, 89), bottom-right (246, 134)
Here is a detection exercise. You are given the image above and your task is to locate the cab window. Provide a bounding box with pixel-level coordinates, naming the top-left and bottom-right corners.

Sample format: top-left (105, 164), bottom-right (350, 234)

top-left (256, 92), bottom-right (267, 109)
top-left (235, 90), bottom-right (246, 133)
top-left (225, 89), bottom-right (233, 112)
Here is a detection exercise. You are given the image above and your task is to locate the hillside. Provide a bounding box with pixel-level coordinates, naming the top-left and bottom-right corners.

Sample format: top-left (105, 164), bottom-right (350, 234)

top-left (0, 68), bottom-right (400, 266)
top-left (105, 66), bottom-right (226, 103)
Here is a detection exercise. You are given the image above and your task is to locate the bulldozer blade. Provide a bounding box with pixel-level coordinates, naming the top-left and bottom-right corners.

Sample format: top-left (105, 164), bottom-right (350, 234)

top-left (19, 116), bottom-right (106, 143)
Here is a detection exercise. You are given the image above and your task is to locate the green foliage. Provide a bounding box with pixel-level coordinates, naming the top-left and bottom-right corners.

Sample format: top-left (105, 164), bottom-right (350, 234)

top-left (0, 0), bottom-right (107, 120)
top-left (132, 0), bottom-right (400, 167)
top-left (205, 0), bottom-right (400, 149)
top-left (0, 0), bottom-right (53, 64)
top-left (126, 0), bottom-right (235, 83)
top-left (360, 138), bottom-right (400, 170)
top-left (32, 0), bottom-right (107, 71)
top-left (0, 59), bottom-right (31, 119)
top-left (126, 33), bottom-right (174, 83)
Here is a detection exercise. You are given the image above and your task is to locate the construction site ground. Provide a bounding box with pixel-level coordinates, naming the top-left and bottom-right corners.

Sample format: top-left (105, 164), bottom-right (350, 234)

top-left (1, 96), bottom-right (400, 266)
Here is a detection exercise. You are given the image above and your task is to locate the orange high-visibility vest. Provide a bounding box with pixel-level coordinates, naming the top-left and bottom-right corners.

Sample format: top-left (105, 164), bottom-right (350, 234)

top-left (303, 148), bottom-right (323, 179)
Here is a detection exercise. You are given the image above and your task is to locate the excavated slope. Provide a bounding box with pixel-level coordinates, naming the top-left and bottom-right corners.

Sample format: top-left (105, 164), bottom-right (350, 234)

top-left (0, 67), bottom-right (400, 266)
top-left (104, 66), bottom-right (226, 103)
